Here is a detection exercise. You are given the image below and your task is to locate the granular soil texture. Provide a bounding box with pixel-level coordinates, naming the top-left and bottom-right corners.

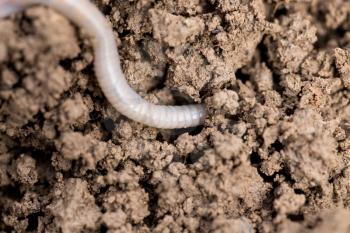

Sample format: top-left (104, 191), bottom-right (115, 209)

top-left (1, 0), bottom-right (350, 232)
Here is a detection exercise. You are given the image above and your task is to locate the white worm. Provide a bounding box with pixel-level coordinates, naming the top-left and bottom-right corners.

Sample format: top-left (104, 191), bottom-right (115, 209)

top-left (0, 0), bottom-right (206, 129)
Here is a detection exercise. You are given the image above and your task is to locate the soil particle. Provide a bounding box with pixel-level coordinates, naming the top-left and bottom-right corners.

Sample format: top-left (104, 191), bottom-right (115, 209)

top-left (265, 13), bottom-right (317, 74)
top-left (0, 7), bottom-right (79, 133)
top-left (334, 48), bottom-right (350, 90)
top-left (10, 154), bottom-right (38, 186)
top-left (210, 216), bottom-right (254, 233)
top-left (279, 109), bottom-right (341, 190)
top-left (205, 90), bottom-right (240, 115)
top-left (150, 9), bottom-right (205, 47)
top-left (47, 178), bottom-right (101, 233)
top-left (1, 0), bottom-right (350, 233)
top-left (276, 208), bottom-right (350, 233)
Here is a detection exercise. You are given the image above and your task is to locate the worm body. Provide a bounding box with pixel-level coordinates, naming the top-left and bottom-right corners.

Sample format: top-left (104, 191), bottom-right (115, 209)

top-left (0, 0), bottom-right (205, 128)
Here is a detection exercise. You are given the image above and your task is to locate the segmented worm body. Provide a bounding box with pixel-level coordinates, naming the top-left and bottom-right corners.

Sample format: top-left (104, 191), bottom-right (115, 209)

top-left (0, 0), bottom-right (205, 128)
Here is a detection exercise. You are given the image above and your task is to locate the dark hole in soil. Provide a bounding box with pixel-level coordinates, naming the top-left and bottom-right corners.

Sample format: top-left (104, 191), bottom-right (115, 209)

top-left (285, 107), bottom-right (295, 116)
top-left (250, 152), bottom-right (262, 166)
top-left (99, 224), bottom-right (108, 233)
top-left (96, 166), bottom-right (108, 176)
top-left (274, 7), bottom-right (287, 18)
top-left (102, 4), bottom-right (112, 15)
top-left (26, 213), bottom-right (43, 231)
top-left (185, 151), bottom-right (204, 164)
top-left (271, 211), bottom-right (278, 219)
top-left (272, 73), bottom-right (284, 93)
top-left (2, 185), bottom-right (23, 200)
top-left (26, 111), bottom-right (45, 128)
top-left (287, 213), bottom-right (305, 222)
top-left (90, 110), bottom-right (102, 121)
top-left (260, 172), bottom-right (275, 184)
top-left (172, 91), bottom-right (194, 105)
top-left (102, 118), bottom-right (115, 132)
top-left (189, 125), bottom-right (204, 136)
top-left (271, 140), bottom-right (283, 152)
top-left (139, 179), bottom-right (158, 228)
top-left (202, 0), bottom-right (217, 13)
top-left (81, 63), bottom-right (94, 76)
top-left (156, 132), bottom-right (165, 142)
top-left (119, 29), bottom-right (132, 38)
top-left (294, 189), bottom-right (305, 195)
top-left (137, 38), bottom-right (153, 61)
top-left (236, 68), bottom-right (250, 84)
top-left (59, 58), bottom-right (73, 70)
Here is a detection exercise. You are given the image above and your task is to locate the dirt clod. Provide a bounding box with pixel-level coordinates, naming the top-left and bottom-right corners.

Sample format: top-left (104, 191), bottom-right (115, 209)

top-left (1, 0), bottom-right (350, 232)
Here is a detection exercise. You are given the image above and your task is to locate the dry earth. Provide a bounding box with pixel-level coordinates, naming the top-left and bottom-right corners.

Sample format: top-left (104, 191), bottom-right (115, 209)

top-left (1, 0), bottom-right (350, 232)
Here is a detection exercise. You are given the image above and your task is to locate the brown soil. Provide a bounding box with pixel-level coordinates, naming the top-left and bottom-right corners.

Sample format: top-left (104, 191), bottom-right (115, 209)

top-left (1, 0), bottom-right (350, 232)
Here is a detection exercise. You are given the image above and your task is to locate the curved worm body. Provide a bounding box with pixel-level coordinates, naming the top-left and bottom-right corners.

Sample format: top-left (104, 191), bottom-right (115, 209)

top-left (0, 0), bottom-right (205, 128)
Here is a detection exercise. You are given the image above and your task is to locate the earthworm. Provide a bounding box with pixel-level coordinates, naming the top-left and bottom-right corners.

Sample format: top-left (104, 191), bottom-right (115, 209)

top-left (0, 0), bottom-right (206, 129)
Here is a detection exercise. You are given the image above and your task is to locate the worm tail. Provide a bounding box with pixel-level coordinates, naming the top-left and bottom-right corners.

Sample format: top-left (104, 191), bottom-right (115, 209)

top-left (0, 0), bottom-right (206, 129)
